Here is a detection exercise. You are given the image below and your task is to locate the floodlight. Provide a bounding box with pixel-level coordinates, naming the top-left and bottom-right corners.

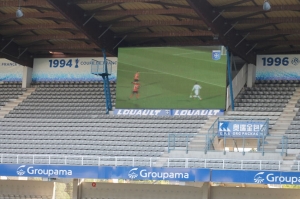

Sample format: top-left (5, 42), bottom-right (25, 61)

top-left (263, 0), bottom-right (271, 11)
top-left (16, 8), bottom-right (23, 18)
top-left (16, 0), bottom-right (23, 18)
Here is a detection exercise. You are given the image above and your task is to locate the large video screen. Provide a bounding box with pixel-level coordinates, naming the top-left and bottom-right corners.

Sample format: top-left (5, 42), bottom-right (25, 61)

top-left (115, 46), bottom-right (227, 109)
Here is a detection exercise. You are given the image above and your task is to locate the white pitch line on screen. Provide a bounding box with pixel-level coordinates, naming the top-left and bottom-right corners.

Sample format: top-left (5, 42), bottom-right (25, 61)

top-left (118, 69), bottom-right (161, 74)
top-left (120, 61), bottom-right (225, 88)
top-left (172, 52), bottom-right (206, 56)
top-left (174, 54), bottom-right (225, 65)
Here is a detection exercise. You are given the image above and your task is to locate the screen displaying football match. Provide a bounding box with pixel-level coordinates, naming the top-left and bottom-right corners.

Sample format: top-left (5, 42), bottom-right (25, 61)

top-left (115, 46), bottom-right (227, 109)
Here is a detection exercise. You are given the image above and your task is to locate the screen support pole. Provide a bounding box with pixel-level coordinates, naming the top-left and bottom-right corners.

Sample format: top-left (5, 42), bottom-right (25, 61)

top-left (227, 48), bottom-right (234, 111)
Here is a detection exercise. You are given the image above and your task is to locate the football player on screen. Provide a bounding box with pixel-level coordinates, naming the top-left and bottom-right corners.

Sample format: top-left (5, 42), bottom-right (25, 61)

top-left (134, 71), bottom-right (139, 82)
top-left (129, 82), bottom-right (140, 99)
top-left (190, 82), bottom-right (202, 100)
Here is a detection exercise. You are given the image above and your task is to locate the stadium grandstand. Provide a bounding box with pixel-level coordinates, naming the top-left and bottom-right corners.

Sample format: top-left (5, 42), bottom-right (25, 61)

top-left (1, 0), bottom-right (300, 199)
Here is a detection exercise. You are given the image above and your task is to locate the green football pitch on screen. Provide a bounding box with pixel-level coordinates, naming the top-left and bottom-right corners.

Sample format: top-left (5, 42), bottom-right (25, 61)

top-left (115, 46), bottom-right (227, 109)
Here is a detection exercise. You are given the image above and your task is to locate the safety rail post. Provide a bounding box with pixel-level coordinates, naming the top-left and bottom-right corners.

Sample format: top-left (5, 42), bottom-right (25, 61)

top-left (115, 157), bottom-right (117, 166)
top-left (33, 155), bottom-right (35, 164)
top-left (205, 134), bottom-right (208, 154)
top-left (17, 155), bottom-right (19, 164)
top-left (223, 134), bottom-right (226, 155)
top-left (168, 134), bottom-right (171, 153)
top-left (242, 136), bottom-right (245, 155)
top-left (185, 135), bottom-right (189, 154)
top-left (150, 157), bottom-right (152, 167)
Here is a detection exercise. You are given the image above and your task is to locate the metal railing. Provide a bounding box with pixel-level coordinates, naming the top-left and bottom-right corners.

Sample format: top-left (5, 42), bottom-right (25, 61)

top-left (168, 133), bottom-right (288, 156)
top-left (0, 154), bottom-right (285, 170)
top-left (168, 133), bottom-right (197, 153)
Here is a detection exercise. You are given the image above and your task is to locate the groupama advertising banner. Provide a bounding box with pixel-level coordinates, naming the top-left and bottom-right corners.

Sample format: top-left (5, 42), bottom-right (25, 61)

top-left (2, 164), bottom-right (210, 182)
top-left (2, 164), bottom-right (300, 184)
top-left (256, 54), bottom-right (300, 80)
top-left (211, 170), bottom-right (300, 185)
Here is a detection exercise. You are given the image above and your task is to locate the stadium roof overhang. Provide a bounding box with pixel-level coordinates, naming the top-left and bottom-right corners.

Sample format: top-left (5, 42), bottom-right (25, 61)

top-left (1, 0), bottom-right (300, 67)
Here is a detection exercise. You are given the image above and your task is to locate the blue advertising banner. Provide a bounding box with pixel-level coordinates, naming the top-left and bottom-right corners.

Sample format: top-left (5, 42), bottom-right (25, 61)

top-left (98, 167), bottom-right (210, 182)
top-left (0, 164), bottom-right (210, 182)
top-left (211, 170), bottom-right (300, 185)
top-left (256, 54), bottom-right (300, 80)
top-left (218, 121), bottom-right (267, 138)
top-left (113, 109), bottom-right (224, 116)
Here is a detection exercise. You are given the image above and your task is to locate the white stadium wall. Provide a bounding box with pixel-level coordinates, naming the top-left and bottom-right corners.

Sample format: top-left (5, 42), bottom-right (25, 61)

top-left (32, 57), bottom-right (118, 82)
top-left (0, 59), bottom-right (23, 82)
top-left (226, 63), bottom-right (247, 109)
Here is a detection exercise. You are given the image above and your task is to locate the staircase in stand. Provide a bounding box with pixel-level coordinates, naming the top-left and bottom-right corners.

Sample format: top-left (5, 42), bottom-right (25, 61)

top-left (0, 88), bottom-right (36, 118)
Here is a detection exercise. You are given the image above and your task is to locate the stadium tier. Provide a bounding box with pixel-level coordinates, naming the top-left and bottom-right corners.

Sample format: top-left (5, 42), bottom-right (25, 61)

top-left (0, 81), bottom-right (296, 171)
top-left (0, 82), bottom-right (208, 166)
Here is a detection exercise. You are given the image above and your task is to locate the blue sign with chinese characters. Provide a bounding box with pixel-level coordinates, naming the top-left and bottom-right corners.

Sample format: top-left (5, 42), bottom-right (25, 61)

top-left (211, 170), bottom-right (300, 185)
top-left (218, 121), bottom-right (268, 138)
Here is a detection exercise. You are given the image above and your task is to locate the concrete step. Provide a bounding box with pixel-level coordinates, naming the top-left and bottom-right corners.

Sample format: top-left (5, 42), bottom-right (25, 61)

top-left (0, 111), bottom-right (10, 116)
top-left (18, 96), bottom-right (27, 100)
top-left (4, 102), bottom-right (19, 107)
top-left (0, 107), bottom-right (14, 111)
top-left (281, 112), bottom-right (297, 117)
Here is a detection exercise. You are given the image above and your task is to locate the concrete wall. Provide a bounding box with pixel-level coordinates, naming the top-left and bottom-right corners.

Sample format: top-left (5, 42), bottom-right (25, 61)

top-left (0, 180), bottom-right (53, 197)
top-left (226, 63), bottom-right (247, 110)
top-left (247, 63), bottom-right (256, 88)
top-left (80, 182), bottom-right (300, 199)
top-left (81, 182), bottom-right (206, 199)
top-left (22, 66), bottom-right (32, 88)
top-left (211, 186), bottom-right (300, 199)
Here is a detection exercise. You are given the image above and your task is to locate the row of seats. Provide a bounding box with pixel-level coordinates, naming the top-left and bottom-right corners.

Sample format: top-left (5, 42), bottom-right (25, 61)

top-left (27, 95), bottom-right (116, 99)
top-left (255, 84), bottom-right (299, 87)
top-left (234, 107), bottom-right (284, 112)
top-left (0, 119), bottom-right (202, 124)
top-left (235, 99), bottom-right (288, 103)
top-left (244, 87), bottom-right (296, 91)
top-left (235, 103), bottom-right (285, 107)
top-left (255, 80), bottom-right (300, 84)
top-left (32, 81), bottom-right (116, 85)
top-left (237, 94), bottom-right (291, 99)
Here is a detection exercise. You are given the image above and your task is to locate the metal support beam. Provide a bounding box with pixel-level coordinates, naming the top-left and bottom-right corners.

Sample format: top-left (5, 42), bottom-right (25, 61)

top-left (95, 8), bottom-right (193, 16)
top-left (0, 0), bottom-right (50, 7)
top-left (14, 33), bottom-right (88, 41)
top-left (232, 17), bottom-right (300, 24)
top-left (1, 24), bottom-right (75, 31)
top-left (187, 0), bottom-right (256, 64)
top-left (126, 31), bottom-right (213, 38)
top-left (222, 5), bottom-right (300, 12)
top-left (0, 12), bottom-right (63, 21)
top-left (245, 29), bottom-right (300, 35)
top-left (112, 19), bottom-right (205, 27)
top-left (129, 40), bottom-right (222, 47)
top-left (76, 0), bottom-right (163, 3)
top-left (46, 0), bottom-right (121, 56)
top-left (0, 35), bottom-right (33, 67)
top-left (29, 43), bottom-right (99, 51)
